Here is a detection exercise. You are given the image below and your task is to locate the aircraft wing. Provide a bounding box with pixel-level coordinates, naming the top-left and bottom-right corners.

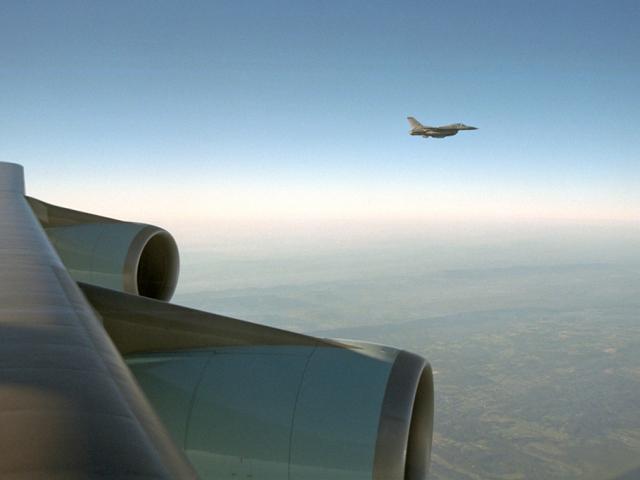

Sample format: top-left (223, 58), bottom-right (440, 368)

top-left (0, 162), bottom-right (197, 479)
top-left (0, 162), bottom-right (433, 480)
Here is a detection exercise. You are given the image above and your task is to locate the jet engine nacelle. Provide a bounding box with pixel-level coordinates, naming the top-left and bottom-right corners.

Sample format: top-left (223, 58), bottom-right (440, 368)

top-left (28, 198), bottom-right (179, 301)
top-left (80, 284), bottom-right (435, 480)
top-left (127, 344), bottom-right (433, 480)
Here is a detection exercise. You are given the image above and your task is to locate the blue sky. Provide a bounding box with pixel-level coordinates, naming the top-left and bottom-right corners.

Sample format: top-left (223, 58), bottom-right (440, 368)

top-left (1, 1), bottom-right (639, 227)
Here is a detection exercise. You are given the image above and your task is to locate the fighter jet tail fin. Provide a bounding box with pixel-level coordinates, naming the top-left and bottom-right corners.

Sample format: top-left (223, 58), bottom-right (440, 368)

top-left (407, 117), bottom-right (424, 129)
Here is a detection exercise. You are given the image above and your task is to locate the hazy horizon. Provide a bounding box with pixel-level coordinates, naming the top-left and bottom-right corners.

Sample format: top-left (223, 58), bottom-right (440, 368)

top-left (3, 1), bottom-right (639, 229)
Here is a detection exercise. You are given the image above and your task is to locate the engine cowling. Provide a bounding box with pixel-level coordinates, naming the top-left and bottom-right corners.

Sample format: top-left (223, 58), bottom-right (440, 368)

top-left (81, 283), bottom-right (434, 480)
top-left (28, 197), bottom-right (179, 301)
top-left (127, 343), bottom-right (432, 480)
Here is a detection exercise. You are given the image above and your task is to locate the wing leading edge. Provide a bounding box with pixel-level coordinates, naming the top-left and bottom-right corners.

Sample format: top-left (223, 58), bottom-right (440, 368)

top-left (0, 162), bottom-right (197, 479)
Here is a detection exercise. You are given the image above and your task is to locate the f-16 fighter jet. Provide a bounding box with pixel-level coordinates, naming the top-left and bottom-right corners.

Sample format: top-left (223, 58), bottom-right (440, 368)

top-left (407, 117), bottom-right (477, 138)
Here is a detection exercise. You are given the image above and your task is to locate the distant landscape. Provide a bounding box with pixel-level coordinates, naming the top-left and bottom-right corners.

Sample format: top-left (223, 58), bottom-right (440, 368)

top-left (173, 225), bottom-right (640, 479)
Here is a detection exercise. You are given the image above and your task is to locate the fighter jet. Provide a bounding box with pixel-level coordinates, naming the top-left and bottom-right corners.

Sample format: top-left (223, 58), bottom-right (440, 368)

top-left (408, 116), bottom-right (477, 138)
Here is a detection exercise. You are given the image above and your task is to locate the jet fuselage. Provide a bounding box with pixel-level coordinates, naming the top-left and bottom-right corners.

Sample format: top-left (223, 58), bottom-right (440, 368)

top-left (407, 117), bottom-right (477, 139)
